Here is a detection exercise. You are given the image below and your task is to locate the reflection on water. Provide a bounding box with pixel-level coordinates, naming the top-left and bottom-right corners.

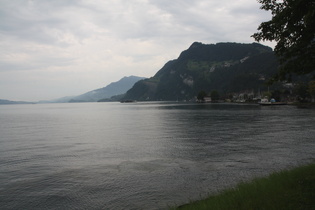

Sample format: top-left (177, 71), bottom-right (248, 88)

top-left (0, 102), bottom-right (314, 209)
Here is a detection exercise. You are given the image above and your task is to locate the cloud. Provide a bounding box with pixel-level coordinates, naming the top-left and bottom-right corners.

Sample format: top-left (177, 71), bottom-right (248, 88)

top-left (0, 0), bottom-right (274, 101)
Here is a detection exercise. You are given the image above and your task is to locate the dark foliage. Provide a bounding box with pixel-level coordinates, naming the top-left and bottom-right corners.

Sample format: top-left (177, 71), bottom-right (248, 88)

top-left (252, 0), bottom-right (315, 81)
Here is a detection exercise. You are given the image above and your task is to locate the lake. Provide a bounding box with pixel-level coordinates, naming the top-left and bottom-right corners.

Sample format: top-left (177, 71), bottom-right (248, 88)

top-left (0, 102), bottom-right (314, 209)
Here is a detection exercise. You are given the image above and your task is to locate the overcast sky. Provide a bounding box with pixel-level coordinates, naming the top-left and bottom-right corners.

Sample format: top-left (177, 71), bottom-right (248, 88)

top-left (0, 0), bottom-right (275, 101)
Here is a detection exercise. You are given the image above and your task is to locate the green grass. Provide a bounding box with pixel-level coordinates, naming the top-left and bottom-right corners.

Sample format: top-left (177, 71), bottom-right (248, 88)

top-left (173, 163), bottom-right (315, 210)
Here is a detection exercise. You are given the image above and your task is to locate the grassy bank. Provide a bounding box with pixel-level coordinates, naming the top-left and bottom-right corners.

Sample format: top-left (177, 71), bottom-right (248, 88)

top-left (173, 163), bottom-right (315, 210)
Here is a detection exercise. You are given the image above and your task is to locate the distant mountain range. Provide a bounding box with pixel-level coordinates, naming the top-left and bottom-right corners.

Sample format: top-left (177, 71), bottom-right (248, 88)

top-left (68, 76), bottom-right (146, 102)
top-left (122, 42), bottom-right (279, 101)
top-left (2, 76), bottom-right (145, 104)
top-left (0, 99), bottom-right (35, 105)
top-left (2, 42), bottom-right (288, 104)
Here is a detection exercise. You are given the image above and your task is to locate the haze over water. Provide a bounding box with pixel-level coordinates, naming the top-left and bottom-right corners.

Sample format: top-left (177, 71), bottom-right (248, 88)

top-left (0, 102), bottom-right (314, 209)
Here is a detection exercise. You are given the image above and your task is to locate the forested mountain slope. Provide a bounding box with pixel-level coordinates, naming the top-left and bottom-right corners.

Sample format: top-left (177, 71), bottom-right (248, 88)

top-left (123, 42), bottom-right (278, 101)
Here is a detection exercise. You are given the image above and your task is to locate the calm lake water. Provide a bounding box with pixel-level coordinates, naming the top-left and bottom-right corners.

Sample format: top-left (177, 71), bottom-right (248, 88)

top-left (0, 102), bottom-right (314, 209)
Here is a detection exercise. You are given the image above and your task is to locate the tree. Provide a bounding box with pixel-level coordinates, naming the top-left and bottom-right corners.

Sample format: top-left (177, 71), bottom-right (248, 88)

top-left (197, 90), bottom-right (207, 101)
top-left (262, 91), bottom-right (272, 100)
top-left (210, 90), bottom-right (220, 101)
top-left (294, 82), bottom-right (310, 102)
top-left (252, 0), bottom-right (315, 81)
top-left (309, 81), bottom-right (315, 102)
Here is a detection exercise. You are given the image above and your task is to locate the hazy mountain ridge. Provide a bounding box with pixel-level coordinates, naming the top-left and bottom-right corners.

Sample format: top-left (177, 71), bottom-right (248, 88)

top-left (0, 99), bottom-right (35, 105)
top-left (123, 42), bottom-right (278, 101)
top-left (69, 76), bottom-right (146, 102)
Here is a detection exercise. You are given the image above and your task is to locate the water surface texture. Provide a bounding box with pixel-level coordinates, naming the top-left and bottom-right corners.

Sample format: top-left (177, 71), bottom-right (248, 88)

top-left (0, 102), bottom-right (314, 209)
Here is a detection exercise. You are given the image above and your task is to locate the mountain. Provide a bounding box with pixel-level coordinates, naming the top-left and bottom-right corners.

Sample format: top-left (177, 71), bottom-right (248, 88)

top-left (0, 99), bottom-right (35, 105)
top-left (123, 42), bottom-right (279, 101)
top-left (69, 76), bottom-right (146, 102)
top-left (38, 95), bottom-right (76, 103)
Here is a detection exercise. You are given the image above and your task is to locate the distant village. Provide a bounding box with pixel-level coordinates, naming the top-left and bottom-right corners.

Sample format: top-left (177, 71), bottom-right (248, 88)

top-left (196, 81), bottom-right (315, 105)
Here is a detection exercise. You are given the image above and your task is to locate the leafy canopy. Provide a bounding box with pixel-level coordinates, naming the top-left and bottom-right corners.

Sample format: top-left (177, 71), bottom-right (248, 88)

top-left (252, 0), bottom-right (315, 81)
